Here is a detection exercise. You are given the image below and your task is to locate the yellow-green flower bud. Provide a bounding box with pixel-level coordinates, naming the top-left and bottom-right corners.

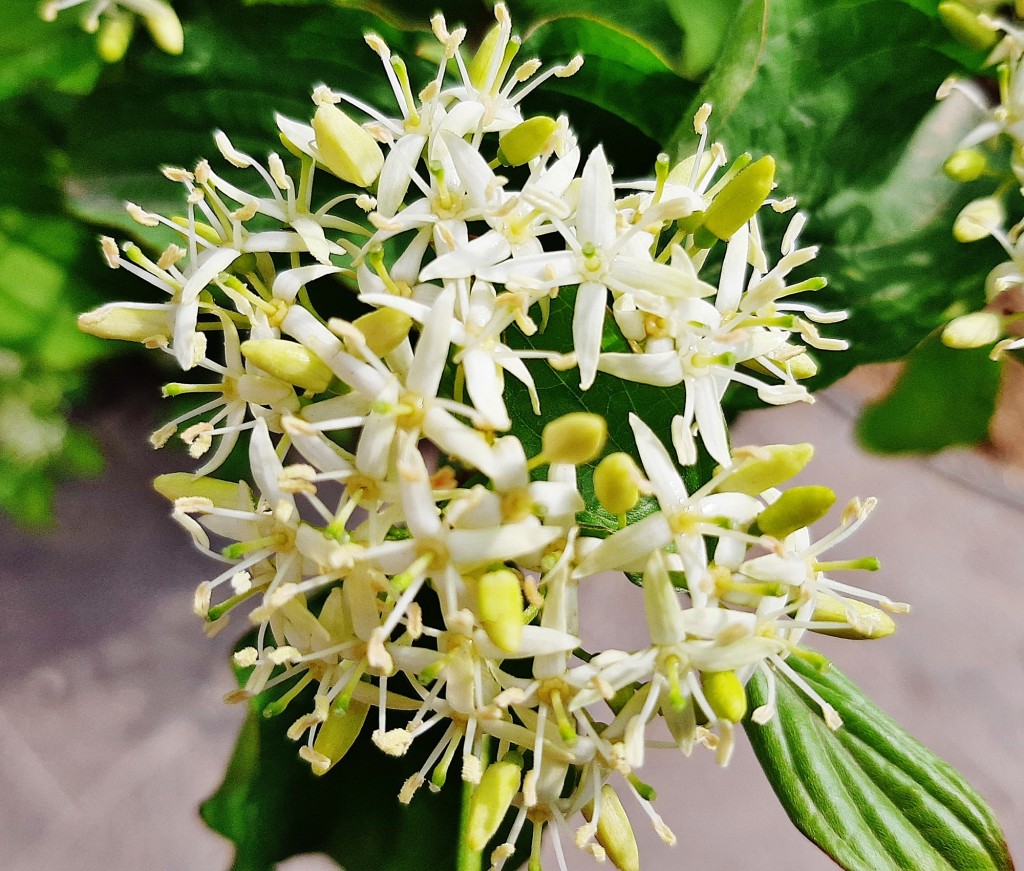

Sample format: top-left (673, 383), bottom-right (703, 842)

top-left (312, 103), bottom-right (384, 188)
top-left (541, 412), bottom-right (607, 465)
top-left (812, 593), bottom-right (896, 639)
top-left (310, 699), bottom-right (370, 775)
top-left (78, 304), bottom-right (171, 343)
top-left (701, 155), bottom-right (776, 242)
top-left (498, 116), bottom-right (558, 166)
top-left (582, 785), bottom-right (640, 871)
top-left (953, 197), bottom-right (1004, 243)
top-left (153, 472), bottom-right (243, 507)
top-left (240, 339), bottom-right (333, 392)
top-left (466, 754), bottom-right (523, 852)
top-left (97, 11), bottom-right (133, 63)
top-left (702, 670), bottom-right (747, 723)
top-left (943, 148), bottom-right (988, 183)
top-left (784, 352), bottom-right (818, 379)
top-left (593, 452), bottom-right (641, 515)
top-left (756, 485), bottom-right (836, 539)
top-left (938, 1), bottom-right (998, 52)
top-left (942, 311), bottom-right (1001, 348)
top-left (351, 308), bottom-right (413, 358)
top-left (714, 443), bottom-right (814, 496)
top-left (140, 0), bottom-right (184, 55)
top-left (469, 22), bottom-right (504, 89)
top-left (477, 568), bottom-right (524, 653)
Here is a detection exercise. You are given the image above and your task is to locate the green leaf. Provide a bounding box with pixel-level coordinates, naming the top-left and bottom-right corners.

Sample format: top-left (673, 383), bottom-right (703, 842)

top-left (202, 657), bottom-right (461, 871)
top-left (744, 654), bottom-right (1014, 871)
top-left (0, 0), bottom-right (103, 101)
top-left (856, 331), bottom-right (1001, 453)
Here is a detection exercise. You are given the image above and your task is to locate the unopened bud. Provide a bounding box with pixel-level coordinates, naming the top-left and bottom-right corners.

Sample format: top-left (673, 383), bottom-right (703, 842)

top-left (466, 754), bottom-right (523, 852)
top-left (141, 0), bottom-right (184, 55)
top-left (593, 452), bottom-right (641, 515)
top-left (78, 304), bottom-right (171, 343)
top-left (153, 472), bottom-right (243, 508)
top-left (701, 155), bottom-right (775, 242)
top-left (541, 412), bottom-right (607, 465)
top-left (582, 785), bottom-right (640, 871)
top-left (477, 569), bottom-right (524, 653)
top-left (312, 103), bottom-right (384, 187)
top-left (241, 339), bottom-right (332, 392)
top-left (943, 148), bottom-right (988, 183)
top-left (812, 593), bottom-right (896, 639)
top-left (498, 116), bottom-right (558, 166)
top-left (468, 19), bottom-right (519, 92)
top-left (702, 670), bottom-right (747, 723)
top-left (938, 2), bottom-right (998, 52)
top-left (756, 485), bottom-right (836, 539)
top-left (714, 443), bottom-right (814, 496)
top-left (953, 197), bottom-right (1004, 243)
top-left (350, 308), bottom-right (413, 357)
top-left (309, 699), bottom-right (370, 775)
top-left (97, 11), bottom-right (133, 62)
top-left (942, 311), bottom-right (1001, 348)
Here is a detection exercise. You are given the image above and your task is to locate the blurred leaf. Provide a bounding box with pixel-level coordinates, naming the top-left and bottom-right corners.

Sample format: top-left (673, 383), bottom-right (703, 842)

top-left (0, 0), bottom-right (103, 101)
top-left (856, 332), bottom-right (1001, 453)
top-left (202, 635), bottom-right (463, 871)
top-left (745, 653), bottom-right (1014, 871)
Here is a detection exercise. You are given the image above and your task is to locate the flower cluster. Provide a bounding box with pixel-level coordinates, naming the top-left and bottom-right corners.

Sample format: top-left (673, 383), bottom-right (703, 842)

top-left (80, 6), bottom-right (900, 868)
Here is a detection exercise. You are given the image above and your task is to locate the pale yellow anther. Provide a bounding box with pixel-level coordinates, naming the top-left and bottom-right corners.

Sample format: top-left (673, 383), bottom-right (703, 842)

top-left (232, 647), bottom-right (259, 668)
top-left (100, 236), bottom-right (120, 268)
top-left (812, 593), bottom-right (897, 639)
top-left (149, 422), bottom-right (176, 449)
top-left (693, 102), bottom-right (712, 135)
top-left (954, 197), bottom-right (1004, 243)
top-left (477, 568), bottom-right (525, 653)
top-left (78, 304), bottom-right (171, 343)
top-left (193, 582), bottom-right (212, 618)
top-left (581, 785), bottom-right (640, 871)
top-left (756, 485), bottom-right (836, 539)
top-left (153, 472), bottom-right (244, 507)
top-left (230, 571), bottom-right (252, 594)
top-left (194, 160), bottom-right (211, 185)
top-left (181, 422), bottom-right (213, 458)
top-left (540, 412), bottom-right (607, 465)
top-left (557, 55), bottom-right (584, 77)
top-left (364, 32), bottom-right (391, 60)
top-left (942, 311), bottom-right (1001, 348)
top-left (372, 727), bottom-right (414, 757)
top-left (702, 670), bottom-right (747, 723)
top-left (715, 443), bottom-right (814, 495)
top-left (162, 166), bottom-right (193, 184)
top-left (240, 339), bottom-right (332, 392)
top-left (466, 754), bottom-right (523, 852)
top-left (156, 244), bottom-right (186, 270)
top-left (174, 495), bottom-right (214, 515)
top-left (311, 84), bottom-right (340, 106)
top-left (312, 103), bottom-right (384, 187)
top-left (593, 452), bottom-right (642, 515)
top-left (268, 645), bottom-right (301, 665)
top-left (126, 201), bottom-right (159, 227)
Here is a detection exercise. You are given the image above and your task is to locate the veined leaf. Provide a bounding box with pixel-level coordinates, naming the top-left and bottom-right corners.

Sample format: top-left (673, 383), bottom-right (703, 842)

top-left (745, 654), bottom-right (1015, 871)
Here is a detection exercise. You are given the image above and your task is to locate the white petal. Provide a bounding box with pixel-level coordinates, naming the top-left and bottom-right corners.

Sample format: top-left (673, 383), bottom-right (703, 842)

top-left (272, 264), bottom-right (342, 303)
top-left (598, 351), bottom-right (682, 387)
top-left (377, 134), bottom-right (427, 218)
top-left (573, 281), bottom-right (607, 389)
top-left (629, 413), bottom-right (690, 507)
top-left (577, 146), bottom-right (616, 248)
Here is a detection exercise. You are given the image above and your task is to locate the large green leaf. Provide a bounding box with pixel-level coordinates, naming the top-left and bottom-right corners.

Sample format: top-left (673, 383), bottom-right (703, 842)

top-left (857, 331), bottom-right (1002, 453)
top-left (744, 654), bottom-right (1014, 871)
top-left (675, 0), bottom-right (992, 395)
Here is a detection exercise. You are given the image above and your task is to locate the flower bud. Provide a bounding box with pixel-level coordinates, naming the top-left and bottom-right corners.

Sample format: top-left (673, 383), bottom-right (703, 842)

top-left (701, 155), bottom-right (775, 242)
top-left (468, 18), bottom-right (520, 93)
top-left (351, 308), bottom-right (413, 357)
top-left (309, 699), bottom-right (370, 775)
top-left (240, 339), bottom-right (333, 392)
top-left (714, 443), bottom-right (814, 496)
top-left (498, 116), bottom-right (558, 166)
top-left (541, 413), bottom-right (607, 465)
top-left (581, 785), bottom-right (640, 871)
top-left (702, 670), bottom-right (747, 723)
top-left (943, 148), bottom-right (988, 183)
top-left (953, 197), bottom-right (1004, 243)
top-left (97, 12), bottom-right (133, 63)
top-left (811, 593), bottom-right (896, 639)
top-left (593, 452), bottom-right (641, 515)
top-left (466, 754), bottom-right (523, 852)
top-left (312, 103), bottom-right (384, 187)
top-left (153, 472), bottom-right (243, 507)
top-left (938, 2), bottom-right (998, 52)
top-left (942, 311), bottom-right (1001, 348)
top-left (756, 485), bottom-right (836, 539)
top-left (78, 304), bottom-right (171, 343)
top-left (477, 568), bottom-right (524, 653)
top-left (141, 0), bottom-right (184, 55)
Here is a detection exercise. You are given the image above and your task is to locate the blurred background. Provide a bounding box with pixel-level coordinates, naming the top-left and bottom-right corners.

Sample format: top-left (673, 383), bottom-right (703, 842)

top-left (2, 368), bottom-right (1021, 870)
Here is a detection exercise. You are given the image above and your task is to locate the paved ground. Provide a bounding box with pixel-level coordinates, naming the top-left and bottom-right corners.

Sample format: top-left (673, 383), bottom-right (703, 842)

top-left (1, 380), bottom-right (1021, 871)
